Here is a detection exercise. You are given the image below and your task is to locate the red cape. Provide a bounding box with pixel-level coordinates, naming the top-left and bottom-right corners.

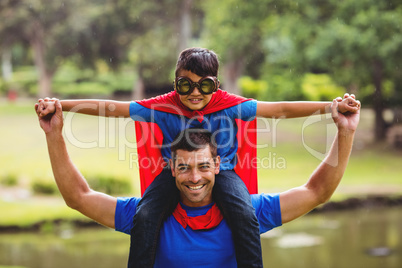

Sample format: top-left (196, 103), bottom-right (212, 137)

top-left (135, 90), bottom-right (258, 195)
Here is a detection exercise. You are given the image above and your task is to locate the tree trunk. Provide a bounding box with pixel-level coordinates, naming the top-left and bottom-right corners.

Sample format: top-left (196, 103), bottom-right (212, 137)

top-left (373, 60), bottom-right (387, 141)
top-left (30, 21), bottom-right (53, 98)
top-left (132, 66), bottom-right (145, 101)
top-left (177, 0), bottom-right (192, 53)
top-left (222, 58), bottom-right (245, 95)
top-left (1, 49), bottom-right (12, 81)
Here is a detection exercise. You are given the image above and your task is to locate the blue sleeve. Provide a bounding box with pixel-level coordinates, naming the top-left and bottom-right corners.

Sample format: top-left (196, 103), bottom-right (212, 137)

top-left (115, 197), bottom-right (141, 235)
top-left (223, 100), bottom-right (257, 121)
top-left (240, 100), bottom-right (257, 120)
top-left (129, 101), bottom-right (152, 122)
top-left (251, 193), bottom-right (282, 234)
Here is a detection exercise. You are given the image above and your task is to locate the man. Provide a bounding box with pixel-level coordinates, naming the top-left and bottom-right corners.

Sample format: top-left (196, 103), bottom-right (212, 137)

top-left (35, 98), bottom-right (360, 267)
top-left (36, 48), bottom-right (360, 268)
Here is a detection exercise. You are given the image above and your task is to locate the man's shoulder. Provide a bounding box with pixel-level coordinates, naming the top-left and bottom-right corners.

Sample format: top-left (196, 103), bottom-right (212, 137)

top-left (251, 193), bottom-right (279, 207)
top-left (115, 197), bottom-right (142, 234)
top-left (251, 193), bottom-right (282, 233)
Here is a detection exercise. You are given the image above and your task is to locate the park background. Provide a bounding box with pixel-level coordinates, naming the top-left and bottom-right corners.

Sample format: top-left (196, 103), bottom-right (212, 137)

top-left (0, 0), bottom-right (401, 267)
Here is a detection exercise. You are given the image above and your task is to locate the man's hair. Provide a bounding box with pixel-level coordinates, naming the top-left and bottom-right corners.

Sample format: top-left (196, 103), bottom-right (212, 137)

top-left (175, 48), bottom-right (219, 77)
top-left (171, 128), bottom-right (218, 165)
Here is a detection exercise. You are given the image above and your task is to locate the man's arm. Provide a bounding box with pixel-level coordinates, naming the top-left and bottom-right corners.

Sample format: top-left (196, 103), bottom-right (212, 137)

top-left (35, 100), bottom-right (117, 228)
top-left (37, 98), bottom-right (131, 118)
top-left (256, 93), bottom-right (360, 118)
top-left (279, 99), bottom-right (360, 223)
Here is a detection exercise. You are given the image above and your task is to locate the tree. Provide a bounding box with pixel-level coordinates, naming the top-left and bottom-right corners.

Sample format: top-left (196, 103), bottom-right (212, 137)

top-left (289, 0), bottom-right (402, 141)
top-left (0, 0), bottom-right (92, 97)
top-left (202, 0), bottom-right (279, 94)
top-left (127, 0), bottom-right (205, 99)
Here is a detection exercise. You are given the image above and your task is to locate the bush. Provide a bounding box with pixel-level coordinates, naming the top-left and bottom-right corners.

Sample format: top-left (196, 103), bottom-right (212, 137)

top-left (0, 78), bottom-right (6, 96)
top-left (86, 174), bottom-right (132, 195)
top-left (0, 173), bottom-right (18, 186)
top-left (239, 76), bottom-right (269, 99)
top-left (301, 73), bottom-right (345, 101)
top-left (7, 66), bottom-right (38, 97)
top-left (242, 73), bottom-right (305, 102)
top-left (32, 180), bottom-right (58, 195)
top-left (53, 81), bottom-right (111, 98)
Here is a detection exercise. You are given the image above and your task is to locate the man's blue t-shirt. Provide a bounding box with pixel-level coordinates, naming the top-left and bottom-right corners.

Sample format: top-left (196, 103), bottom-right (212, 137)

top-left (115, 194), bottom-right (282, 268)
top-left (129, 100), bottom-right (257, 171)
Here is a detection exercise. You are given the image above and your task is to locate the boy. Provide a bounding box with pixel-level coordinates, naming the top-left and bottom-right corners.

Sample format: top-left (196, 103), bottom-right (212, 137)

top-left (37, 47), bottom-right (360, 267)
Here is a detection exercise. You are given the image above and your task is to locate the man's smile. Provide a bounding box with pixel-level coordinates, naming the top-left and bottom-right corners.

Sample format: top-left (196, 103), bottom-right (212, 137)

top-left (186, 184), bottom-right (206, 191)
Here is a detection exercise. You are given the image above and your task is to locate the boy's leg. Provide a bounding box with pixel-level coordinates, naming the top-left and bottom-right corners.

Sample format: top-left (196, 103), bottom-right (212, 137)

top-left (128, 168), bottom-right (179, 268)
top-left (213, 170), bottom-right (263, 268)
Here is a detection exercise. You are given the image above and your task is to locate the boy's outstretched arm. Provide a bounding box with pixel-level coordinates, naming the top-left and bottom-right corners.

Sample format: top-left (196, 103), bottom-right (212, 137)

top-left (256, 93), bottom-right (360, 119)
top-left (37, 98), bottom-right (131, 118)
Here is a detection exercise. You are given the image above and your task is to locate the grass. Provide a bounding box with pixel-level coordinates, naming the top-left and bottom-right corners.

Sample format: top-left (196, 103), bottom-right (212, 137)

top-left (0, 199), bottom-right (86, 228)
top-left (0, 99), bottom-right (401, 227)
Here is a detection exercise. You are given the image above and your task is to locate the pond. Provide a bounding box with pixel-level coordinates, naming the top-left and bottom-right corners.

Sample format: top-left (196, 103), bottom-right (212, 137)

top-left (0, 207), bottom-right (401, 268)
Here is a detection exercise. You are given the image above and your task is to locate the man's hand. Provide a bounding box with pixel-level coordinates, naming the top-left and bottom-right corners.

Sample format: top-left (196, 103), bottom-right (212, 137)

top-left (331, 97), bottom-right (361, 133)
top-left (35, 98), bottom-right (63, 135)
top-left (335, 93), bottom-right (361, 114)
top-left (36, 97), bottom-right (57, 118)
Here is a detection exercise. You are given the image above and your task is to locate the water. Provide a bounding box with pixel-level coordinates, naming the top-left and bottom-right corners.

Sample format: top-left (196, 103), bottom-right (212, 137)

top-left (261, 207), bottom-right (402, 268)
top-left (0, 207), bottom-right (401, 268)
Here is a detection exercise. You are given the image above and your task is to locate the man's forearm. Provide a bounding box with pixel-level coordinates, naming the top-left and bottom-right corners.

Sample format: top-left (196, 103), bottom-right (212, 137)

top-left (46, 132), bottom-right (91, 208)
top-left (279, 128), bottom-right (355, 224)
top-left (307, 128), bottom-right (355, 204)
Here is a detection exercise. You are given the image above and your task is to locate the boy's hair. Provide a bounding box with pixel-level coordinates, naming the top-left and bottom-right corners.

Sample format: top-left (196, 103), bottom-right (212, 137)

top-left (175, 48), bottom-right (219, 77)
top-left (171, 128), bottom-right (218, 165)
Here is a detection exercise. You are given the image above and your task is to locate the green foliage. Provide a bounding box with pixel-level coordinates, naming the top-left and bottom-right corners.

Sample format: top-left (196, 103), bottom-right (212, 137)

top-left (0, 78), bottom-right (6, 96)
top-left (31, 180), bottom-right (58, 195)
top-left (203, 0), bottom-right (271, 59)
top-left (0, 198), bottom-right (86, 227)
top-left (53, 82), bottom-right (111, 98)
top-left (259, 0), bottom-right (402, 140)
top-left (97, 71), bottom-right (134, 92)
top-left (358, 80), bottom-right (395, 107)
top-left (86, 175), bottom-right (132, 195)
top-left (50, 63), bottom-right (134, 98)
top-left (301, 74), bottom-right (345, 101)
top-left (0, 173), bottom-right (18, 186)
top-left (239, 76), bottom-right (268, 99)
top-left (263, 72), bottom-right (304, 101)
top-left (240, 73), bottom-right (307, 102)
top-left (2, 66), bottom-right (38, 96)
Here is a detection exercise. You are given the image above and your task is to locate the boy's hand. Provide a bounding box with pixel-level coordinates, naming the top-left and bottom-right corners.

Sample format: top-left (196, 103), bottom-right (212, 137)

top-left (37, 97), bottom-right (57, 118)
top-left (335, 93), bottom-right (361, 114)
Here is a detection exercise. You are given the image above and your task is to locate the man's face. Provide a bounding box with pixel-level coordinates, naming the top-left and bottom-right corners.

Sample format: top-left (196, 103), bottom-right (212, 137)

top-left (176, 70), bottom-right (215, 111)
top-left (170, 146), bottom-right (220, 207)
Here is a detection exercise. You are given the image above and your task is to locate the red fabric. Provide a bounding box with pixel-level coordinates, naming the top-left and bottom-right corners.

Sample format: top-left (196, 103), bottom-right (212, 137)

top-left (234, 119), bottom-right (258, 194)
top-left (134, 122), bottom-right (166, 194)
top-left (134, 90), bottom-right (258, 196)
top-left (172, 203), bottom-right (224, 230)
top-left (136, 90), bottom-right (249, 122)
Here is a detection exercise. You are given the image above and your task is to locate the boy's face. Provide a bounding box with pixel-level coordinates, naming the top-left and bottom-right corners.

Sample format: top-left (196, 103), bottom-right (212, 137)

top-left (176, 70), bottom-right (214, 111)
